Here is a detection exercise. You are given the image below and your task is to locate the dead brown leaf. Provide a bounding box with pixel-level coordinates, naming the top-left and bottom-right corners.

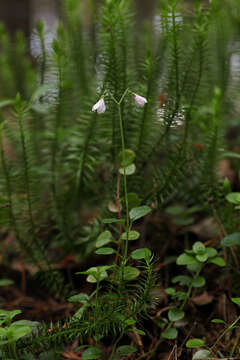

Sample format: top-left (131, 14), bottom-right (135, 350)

top-left (187, 218), bottom-right (219, 239)
top-left (192, 292), bottom-right (214, 306)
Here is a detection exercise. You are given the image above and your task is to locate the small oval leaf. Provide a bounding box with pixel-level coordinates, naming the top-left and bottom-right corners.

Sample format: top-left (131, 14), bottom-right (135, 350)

top-left (172, 275), bottom-right (192, 286)
top-left (226, 192), bottom-right (240, 204)
top-left (96, 231), bottom-right (112, 248)
top-left (211, 318), bottom-right (226, 324)
top-left (95, 247), bottom-right (115, 255)
top-left (196, 253), bottom-right (208, 262)
top-left (168, 308), bottom-right (185, 322)
top-left (102, 218), bottom-right (125, 224)
top-left (192, 276), bottom-right (206, 288)
top-left (82, 346), bottom-right (103, 360)
top-left (186, 338), bottom-right (205, 348)
top-left (221, 233), bottom-right (240, 247)
top-left (129, 206), bottom-right (151, 221)
top-left (121, 231), bottom-right (140, 241)
top-left (232, 297), bottom-right (240, 307)
top-left (118, 149), bottom-right (136, 167)
top-left (209, 257), bottom-right (226, 267)
top-left (117, 345), bottom-right (137, 356)
top-left (193, 242), bottom-right (206, 254)
top-left (123, 266), bottom-right (140, 281)
top-left (119, 163), bottom-right (136, 175)
top-left (68, 293), bottom-right (90, 303)
top-left (161, 327), bottom-right (178, 339)
top-left (131, 248), bottom-right (151, 260)
top-left (176, 254), bottom-right (197, 265)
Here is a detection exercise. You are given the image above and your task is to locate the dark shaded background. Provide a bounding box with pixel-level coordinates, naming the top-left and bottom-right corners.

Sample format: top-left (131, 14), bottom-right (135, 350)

top-left (0, 0), bottom-right (159, 37)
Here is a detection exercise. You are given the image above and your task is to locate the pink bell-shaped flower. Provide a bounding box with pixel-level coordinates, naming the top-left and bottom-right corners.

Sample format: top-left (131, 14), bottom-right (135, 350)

top-left (92, 98), bottom-right (106, 114)
top-left (134, 94), bottom-right (147, 107)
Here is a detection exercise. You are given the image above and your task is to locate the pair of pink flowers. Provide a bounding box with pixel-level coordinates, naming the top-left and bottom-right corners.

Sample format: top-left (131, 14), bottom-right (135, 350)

top-left (92, 94), bottom-right (147, 114)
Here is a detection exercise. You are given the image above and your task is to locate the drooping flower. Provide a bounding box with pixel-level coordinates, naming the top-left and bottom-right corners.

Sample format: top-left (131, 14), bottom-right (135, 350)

top-left (134, 94), bottom-right (147, 107)
top-left (92, 98), bottom-right (106, 114)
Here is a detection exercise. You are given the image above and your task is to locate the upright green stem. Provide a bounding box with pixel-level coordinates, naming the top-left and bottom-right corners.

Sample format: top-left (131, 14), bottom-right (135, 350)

top-left (110, 89), bottom-right (130, 261)
top-left (180, 266), bottom-right (202, 310)
top-left (109, 332), bottom-right (124, 360)
top-left (117, 104), bottom-right (130, 259)
top-left (17, 107), bottom-right (35, 236)
top-left (94, 278), bottom-right (101, 333)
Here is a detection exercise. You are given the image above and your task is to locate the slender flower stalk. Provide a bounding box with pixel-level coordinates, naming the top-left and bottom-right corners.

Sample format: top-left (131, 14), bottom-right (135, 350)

top-left (92, 89), bottom-right (147, 263)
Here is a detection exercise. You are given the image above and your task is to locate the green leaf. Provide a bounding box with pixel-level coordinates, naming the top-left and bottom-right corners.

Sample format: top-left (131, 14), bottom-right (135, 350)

top-left (83, 267), bottom-right (109, 283)
top-left (168, 308), bottom-right (185, 322)
top-left (186, 338), bottom-right (205, 348)
top-left (130, 248), bottom-right (151, 260)
top-left (173, 217), bottom-right (194, 226)
top-left (226, 192), bottom-right (240, 204)
top-left (187, 262), bottom-right (202, 272)
top-left (102, 218), bottom-right (125, 224)
top-left (187, 206), bottom-right (203, 214)
top-left (119, 163), bottom-right (136, 175)
top-left (129, 329), bottom-right (146, 335)
top-left (0, 309), bottom-right (21, 321)
top-left (121, 230), bottom-right (140, 241)
top-left (211, 318), bottom-right (226, 324)
top-left (192, 276), bottom-right (206, 288)
top-left (193, 242), bottom-right (206, 254)
top-left (221, 233), bottom-right (240, 246)
top-left (165, 205), bottom-right (185, 215)
top-left (95, 247), bottom-right (115, 255)
top-left (73, 306), bottom-right (86, 319)
top-left (175, 291), bottom-right (187, 300)
top-left (82, 346), bottom-right (103, 360)
top-left (68, 293), bottom-right (90, 303)
top-left (209, 257), bottom-right (226, 267)
top-left (192, 349), bottom-right (212, 359)
top-left (116, 345), bottom-right (137, 356)
top-left (0, 279), bottom-right (14, 286)
top-left (118, 149), bottom-right (136, 167)
top-left (161, 327), bottom-right (178, 339)
top-left (176, 253), bottom-right (197, 265)
top-left (196, 253), bottom-right (208, 262)
top-left (96, 230), bottom-right (112, 248)
top-left (8, 325), bottom-right (32, 341)
top-left (165, 288), bottom-right (176, 295)
top-left (232, 297), bottom-right (240, 307)
top-left (129, 206), bottom-right (151, 221)
top-left (172, 275), bottom-right (192, 286)
top-left (123, 266), bottom-right (140, 281)
top-left (205, 247), bottom-right (218, 258)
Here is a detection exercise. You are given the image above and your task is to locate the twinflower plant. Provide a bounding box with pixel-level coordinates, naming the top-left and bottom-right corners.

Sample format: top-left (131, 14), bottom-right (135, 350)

top-left (68, 89), bottom-right (153, 360)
